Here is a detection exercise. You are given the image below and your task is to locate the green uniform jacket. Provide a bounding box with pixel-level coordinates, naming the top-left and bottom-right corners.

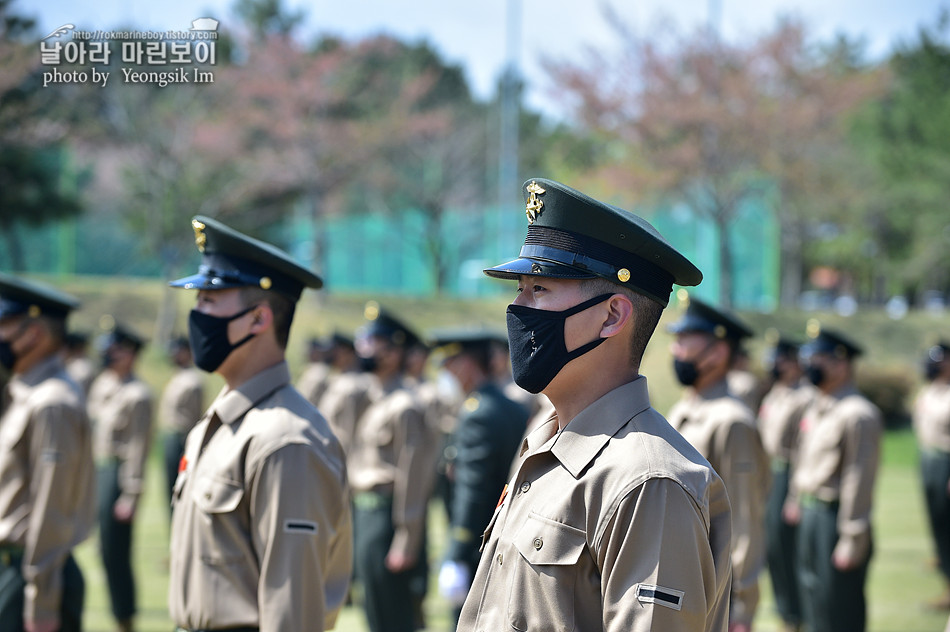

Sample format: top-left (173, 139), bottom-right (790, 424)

top-left (446, 381), bottom-right (528, 569)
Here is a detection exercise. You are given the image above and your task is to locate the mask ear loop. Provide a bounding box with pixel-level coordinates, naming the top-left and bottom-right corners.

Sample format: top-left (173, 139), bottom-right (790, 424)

top-left (561, 293), bottom-right (616, 360)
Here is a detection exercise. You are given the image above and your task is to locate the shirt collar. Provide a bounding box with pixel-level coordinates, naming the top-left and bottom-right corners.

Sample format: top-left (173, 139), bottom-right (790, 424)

top-left (696, 377), bottom-right (730, 401)
top-left (544, 377), bottom-right (653, 479)
top-left (211, 361), bottom-right (291, 425)
top-left (10, 354), bottom-right (64, 394)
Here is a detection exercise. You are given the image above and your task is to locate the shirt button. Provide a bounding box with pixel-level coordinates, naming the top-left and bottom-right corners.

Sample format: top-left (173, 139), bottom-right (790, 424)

top-left (520, 481), bottom-right (530, 494)
top-left (204, 492), bottom-right (212, 500)
top-left (533, 537), bottom-right (543, 550)
top-left (497, 553), bottom-right (503, 566)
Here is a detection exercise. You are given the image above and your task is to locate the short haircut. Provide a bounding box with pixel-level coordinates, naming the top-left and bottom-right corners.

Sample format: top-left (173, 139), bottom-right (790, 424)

top-left (239, 287), bottom-right (295, 349)
top-left (579, 277), bottom-right (663, 367)
top-left (460, 344), bottom-right (493, 375)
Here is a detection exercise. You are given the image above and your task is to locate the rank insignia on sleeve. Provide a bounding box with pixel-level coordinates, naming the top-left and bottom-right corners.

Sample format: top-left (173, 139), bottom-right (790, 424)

top-left (636, 584), bottom-right (684, 611)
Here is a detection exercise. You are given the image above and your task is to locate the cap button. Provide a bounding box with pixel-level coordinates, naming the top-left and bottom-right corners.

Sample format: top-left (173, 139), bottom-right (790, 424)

top-left (259, 276), bottom-right (272, 290)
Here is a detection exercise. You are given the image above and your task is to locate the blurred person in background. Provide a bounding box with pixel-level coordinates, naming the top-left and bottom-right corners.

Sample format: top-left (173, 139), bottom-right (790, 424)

top-left (432, 330), bottom-right (528, 629)
top-left (785, 325), bottom-right (881, 632)
top-left (758, 335), bottom-right (816, 632)
top-left (87, 321), bottom-right (152, 632)
top-left (913, 340), bottom-right (950, 610)
top-left (330, 303), bottom-right (434, 632)
top-left (158, 336), bottom-right (203, 509)
top-left (62, 331), bottom-right (95, 398)
top-left (668, 295), bottom-right (771, 632)
top-left (0, 273), bottom-right (95, 632)
top-left (728, 345), bottom-right (768, 413)
top-left (298, 333), bottom-right (359, 409)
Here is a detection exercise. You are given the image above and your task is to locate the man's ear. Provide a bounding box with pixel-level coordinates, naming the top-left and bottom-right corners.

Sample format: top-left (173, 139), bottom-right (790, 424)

top-left (249, 303), bottom-right (273, 333)
top-left (600, 294), bottom-right (634, 338)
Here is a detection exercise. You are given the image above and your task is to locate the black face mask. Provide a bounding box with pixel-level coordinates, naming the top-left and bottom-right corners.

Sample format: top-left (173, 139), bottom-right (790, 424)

top-left (506, 293), bottom-right (612, 394)
top-left (672, 338), bottom-right (718, 387)
top-left (359, 356), bottom-right (378, 373)
top-left (806, 364), bottom-right (825, 387)
top-left (0, 340), bottom-right (15, 372)
top-left (673, 358), bottom-right (700, 387)
top-left (188, 305), bottom-right (257, 373)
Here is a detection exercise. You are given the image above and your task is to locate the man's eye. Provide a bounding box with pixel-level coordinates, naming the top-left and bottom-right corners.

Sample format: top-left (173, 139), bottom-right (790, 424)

top-left (533, 285), bottom-right (546, 293)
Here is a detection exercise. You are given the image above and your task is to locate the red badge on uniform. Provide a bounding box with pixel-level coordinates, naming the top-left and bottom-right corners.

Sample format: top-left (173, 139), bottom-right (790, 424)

top-left (178, 455), bottom-right (188, 473)
top-left (496, 484), bottom-right (508, 509)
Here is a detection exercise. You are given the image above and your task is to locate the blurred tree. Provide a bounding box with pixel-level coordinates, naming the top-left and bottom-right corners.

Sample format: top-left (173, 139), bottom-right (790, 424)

top-left (234, 0), bottom-right (305, 39)
top-left (543, 11), bottom-right (883, 307)
top-left (0, 0), bottom-right (86, 271)
top-left (333, 37), bottom-right (489, 294)
top-left (850, 9), bottom-right (950, 303)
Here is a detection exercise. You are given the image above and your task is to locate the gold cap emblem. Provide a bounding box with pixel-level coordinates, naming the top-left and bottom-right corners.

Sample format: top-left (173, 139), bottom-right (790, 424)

top-left (525, 181), bottom-right (545, 224)
top-left (617, 268), bottom-right (631, 283)
top-left (364, 301), bottom-right (380, 321)
top-left (192, 219), bottom-right (207, 252)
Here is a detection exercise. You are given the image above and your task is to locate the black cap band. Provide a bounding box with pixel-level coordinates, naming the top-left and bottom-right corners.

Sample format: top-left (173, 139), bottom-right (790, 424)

top-left (521, 225), bottom-right (675, 300)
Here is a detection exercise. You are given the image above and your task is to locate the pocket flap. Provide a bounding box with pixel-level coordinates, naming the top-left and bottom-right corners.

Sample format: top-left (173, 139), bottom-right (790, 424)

top-left (514, 513), bottom-right (586, 566)
top-left (193, 475), bottom-right (244, 514)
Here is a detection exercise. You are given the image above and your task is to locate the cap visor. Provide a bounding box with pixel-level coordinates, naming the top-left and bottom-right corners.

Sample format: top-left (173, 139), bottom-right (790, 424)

top-left (483, 258), bottom-right (597, 281)
top-left (168, 273), bottom-right (247, 291)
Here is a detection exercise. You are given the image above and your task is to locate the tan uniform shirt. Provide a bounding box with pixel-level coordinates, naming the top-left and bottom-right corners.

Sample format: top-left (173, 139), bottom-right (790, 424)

top-left (297, 362), bottom-right (333, 409)
top-left (668, 379), bottom-right (770, 627)
top-left (758, 378), bottom-right (816, 463)
top-left (318, 371), bottom-right (374, 455)
top-left (460, 378), bottom-right (732, 632)
top-left (168, 362), bottom-right (352, 631)
top-left (347, 376), bottom-right (432, 561)
top-left (914, 381), bottom-right (950, 454)
top-left (88, 370), bottom-right (153, 506)
top-left (159, 367), bottom-right (204, 434)
top-left (791, 384), bottom-right (882, 563)
top-left (0, 356), bottom-right (95, 623)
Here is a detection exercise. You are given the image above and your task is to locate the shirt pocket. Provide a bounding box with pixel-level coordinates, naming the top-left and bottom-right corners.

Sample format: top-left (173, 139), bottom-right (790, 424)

top-left (192, 475), bottom-right (246, 565)
top-left (508, 512), bottom-right (587, 632)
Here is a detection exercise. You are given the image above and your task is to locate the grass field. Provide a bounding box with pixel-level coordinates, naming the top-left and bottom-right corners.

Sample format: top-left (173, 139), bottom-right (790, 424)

top-left (42, 276), bottom-right (950, 631)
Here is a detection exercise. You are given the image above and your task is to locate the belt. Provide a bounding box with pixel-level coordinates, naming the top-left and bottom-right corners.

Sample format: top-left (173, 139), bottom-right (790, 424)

top-left (799, 493), bottom-right (839, 509)
top-left (770, 457), bottom-right (790, 471)
top-left (352, 489), bottom-right (393, 511)
top-left (175, 627), bottom-right (258, 632)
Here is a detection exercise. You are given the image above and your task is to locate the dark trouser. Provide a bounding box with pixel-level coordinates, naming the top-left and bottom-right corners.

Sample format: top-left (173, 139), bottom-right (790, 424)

top-left (163, 431), bottom-right (187, 509)
top-left (98, 462), bottom-right (136, 622)
top-left (920, 449), bottom-right (950, 582)
top-left (0, 552), bottom-right (84, 632)
top-left (766, 462), bottom-right (802, 626)
top-left (353, 492), bottom-right (417, 632)
top-left (798, 499), bottom-right (871, 632)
